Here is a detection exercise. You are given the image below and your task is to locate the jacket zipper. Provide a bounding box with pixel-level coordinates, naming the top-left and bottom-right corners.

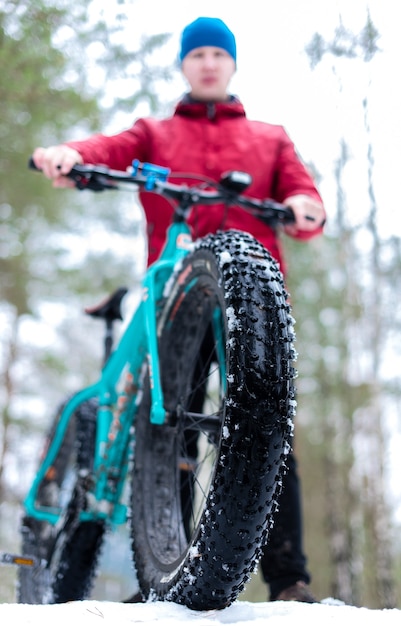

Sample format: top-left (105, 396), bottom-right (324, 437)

top-left (206, 102), bottom-right (216, 120)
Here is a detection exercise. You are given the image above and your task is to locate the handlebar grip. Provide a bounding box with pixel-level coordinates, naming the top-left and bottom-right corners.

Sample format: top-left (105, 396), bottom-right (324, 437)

top-left (27, 157), bottom-right (92, 189)
top-left (283, 206), bottom-right (296, 224)
top-left (28, 157), bottom-right (40, 171)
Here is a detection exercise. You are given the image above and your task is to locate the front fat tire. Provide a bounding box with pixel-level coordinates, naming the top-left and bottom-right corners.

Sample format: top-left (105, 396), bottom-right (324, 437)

top-left (131, 230), bottom-right (296, 610)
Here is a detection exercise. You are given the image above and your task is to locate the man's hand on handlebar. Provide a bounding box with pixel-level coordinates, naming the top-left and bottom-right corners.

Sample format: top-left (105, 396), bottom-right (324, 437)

top-left (32, 146), bottom-right (83, 188)
top-left (28, 155), bottom-right (322, 231)
top-left (283, 194), bottom-right (326, 235)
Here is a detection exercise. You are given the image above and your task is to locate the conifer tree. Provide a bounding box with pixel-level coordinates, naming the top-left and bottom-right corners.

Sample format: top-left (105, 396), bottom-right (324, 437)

top-left (0, 1), bottom-right (173, 600)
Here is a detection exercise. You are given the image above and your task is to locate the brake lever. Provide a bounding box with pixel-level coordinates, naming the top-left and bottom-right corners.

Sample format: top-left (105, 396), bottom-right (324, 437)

top-left (258, 200), bottom-right (296, 225)
top-left (72, 169), bottom-right (117, 192)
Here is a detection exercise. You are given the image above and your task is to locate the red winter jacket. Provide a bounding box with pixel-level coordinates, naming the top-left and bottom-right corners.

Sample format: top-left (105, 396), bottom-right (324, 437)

top-left (67, 96), bottom-right (324, 272)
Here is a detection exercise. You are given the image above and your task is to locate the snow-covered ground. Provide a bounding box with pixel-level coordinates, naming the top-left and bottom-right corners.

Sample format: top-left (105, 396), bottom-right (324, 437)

top-left (1, 599), bottom-right (401, 625)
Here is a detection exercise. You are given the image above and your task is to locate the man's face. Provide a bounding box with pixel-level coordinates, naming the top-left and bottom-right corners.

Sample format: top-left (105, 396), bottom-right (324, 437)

top-left (181, 47), bottom-right (236, 101)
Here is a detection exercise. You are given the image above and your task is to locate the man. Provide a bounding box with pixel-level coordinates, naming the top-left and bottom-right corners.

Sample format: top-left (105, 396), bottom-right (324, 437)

top-left (33, 17), bottom-right (326, 603)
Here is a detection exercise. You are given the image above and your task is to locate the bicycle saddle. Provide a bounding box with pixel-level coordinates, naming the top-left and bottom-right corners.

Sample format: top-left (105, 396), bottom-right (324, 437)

top-left (84, 287), bottom-right (128, 322)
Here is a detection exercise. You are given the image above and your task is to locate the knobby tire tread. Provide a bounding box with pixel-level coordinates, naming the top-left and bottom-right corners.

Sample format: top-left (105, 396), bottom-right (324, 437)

top-left (131, 230), bottom-right (296, 610)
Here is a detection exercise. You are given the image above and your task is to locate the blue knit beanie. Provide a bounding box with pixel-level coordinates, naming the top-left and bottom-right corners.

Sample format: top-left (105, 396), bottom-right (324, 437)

top-left (179, 17), bottom-right (236, 62)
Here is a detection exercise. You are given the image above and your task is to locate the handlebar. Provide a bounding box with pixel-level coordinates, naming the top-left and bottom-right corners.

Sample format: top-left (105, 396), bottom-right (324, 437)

top-left (28, 157), bottom-right (295, 227)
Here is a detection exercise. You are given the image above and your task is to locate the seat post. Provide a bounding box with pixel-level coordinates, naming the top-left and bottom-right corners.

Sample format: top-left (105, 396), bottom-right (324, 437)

top-left (84, 287), bottom-right (128, 365)
top-left (104, 318), bottom-right (114, 365)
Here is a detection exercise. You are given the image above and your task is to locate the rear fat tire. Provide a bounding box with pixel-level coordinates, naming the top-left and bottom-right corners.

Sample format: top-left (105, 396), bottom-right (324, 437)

top-left (131, 230), bottom-right (296, 610)
top-left (18, 399), bottom-right (105, 604)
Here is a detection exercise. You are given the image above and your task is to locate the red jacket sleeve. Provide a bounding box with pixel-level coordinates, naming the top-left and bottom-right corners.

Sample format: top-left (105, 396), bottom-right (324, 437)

top-left (274, 129), bottom-right (325, 241)
top-left (65, 119), bottom-right (151, 171)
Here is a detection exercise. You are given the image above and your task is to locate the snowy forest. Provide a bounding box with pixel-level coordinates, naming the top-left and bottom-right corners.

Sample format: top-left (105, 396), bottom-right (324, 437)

top-left (1, 0), bottom-right (401, 611)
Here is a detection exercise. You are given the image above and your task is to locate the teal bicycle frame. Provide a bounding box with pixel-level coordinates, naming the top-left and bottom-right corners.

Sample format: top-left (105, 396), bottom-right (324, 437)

top-left (23, 218), bottom-right (194, 528)
top-left (23, 159), bottom-right (292, 538)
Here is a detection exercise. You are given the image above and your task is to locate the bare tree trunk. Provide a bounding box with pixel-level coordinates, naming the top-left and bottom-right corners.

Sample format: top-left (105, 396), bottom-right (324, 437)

top-left (362, 96), bottom-right (396, 608)
top-left (324, 415), bottom-right (356, 604)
